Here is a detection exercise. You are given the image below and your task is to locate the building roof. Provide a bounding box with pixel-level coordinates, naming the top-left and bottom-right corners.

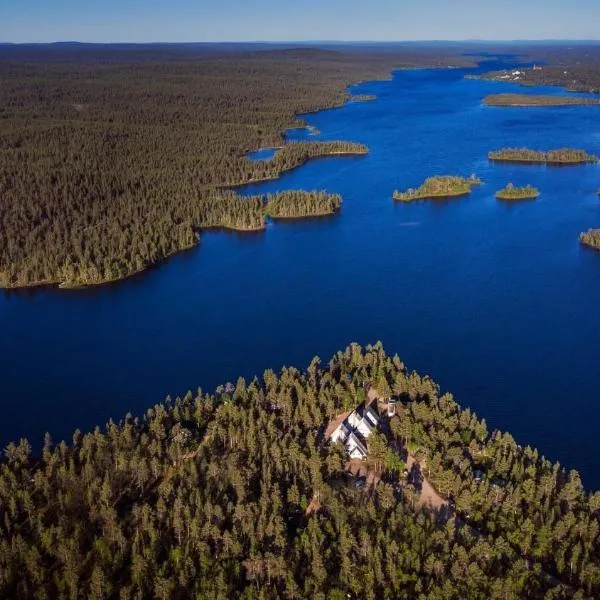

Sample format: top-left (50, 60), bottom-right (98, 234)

top-left (345, 431), bottom-right (368, 457)
top-left (364, 403), bottom-right (379, 426)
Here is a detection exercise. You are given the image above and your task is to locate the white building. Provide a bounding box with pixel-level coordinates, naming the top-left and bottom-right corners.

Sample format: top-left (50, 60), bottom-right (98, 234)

top-left (330, 421), bottom-right (351, 444)
top-left (329, 402), bottom-right (380, 460)
top-left (345, 431), bottom-right (368, 460)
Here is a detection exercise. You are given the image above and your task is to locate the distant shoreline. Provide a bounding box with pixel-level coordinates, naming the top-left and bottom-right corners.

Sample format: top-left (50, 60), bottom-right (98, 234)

top-left (484, 93), bottom-right (600, 107)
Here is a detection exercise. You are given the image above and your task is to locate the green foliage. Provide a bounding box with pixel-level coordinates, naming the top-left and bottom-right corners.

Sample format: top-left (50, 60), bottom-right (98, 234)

top-left (1, 342), bottom-right (599, 598)
top-left (265, 190), bottom-right (342, 219)
top-left (0, 50), bottom-right (381, 289)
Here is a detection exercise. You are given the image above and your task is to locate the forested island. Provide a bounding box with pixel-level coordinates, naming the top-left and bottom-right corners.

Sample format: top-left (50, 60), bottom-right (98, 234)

top-left (488, 148), bottom-right (599, 165)
top-left (484, 93), bottom-right (600, 107)
top-left (580, 229), bottom-right (600, 251)
top-left (496, 183), bottom-right (540, 201)
top-left (265, 190), bottom-right (342, 219)
top-left (1, 342), bottom-right (599, 598)
top-left (393, 175), bottom-right (481, 202)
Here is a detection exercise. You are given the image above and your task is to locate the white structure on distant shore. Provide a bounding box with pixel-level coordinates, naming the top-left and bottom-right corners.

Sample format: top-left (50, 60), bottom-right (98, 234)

top-left (329, 402), bottom-right (380, 460)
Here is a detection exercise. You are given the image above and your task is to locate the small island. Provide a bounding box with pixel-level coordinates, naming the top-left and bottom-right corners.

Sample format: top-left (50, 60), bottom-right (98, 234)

top-left (393, 175), bottom-right (482, 202)
top-left (265, 190), bottom-right (342, 219)
top-left (488, 147), bottom-right (599, 165)
top-left (496, 183), bottom-right (539, 201)
top-left (484, 94), bottom-right (600, 107)
top-left (580, 229), bottom-right (600, 251)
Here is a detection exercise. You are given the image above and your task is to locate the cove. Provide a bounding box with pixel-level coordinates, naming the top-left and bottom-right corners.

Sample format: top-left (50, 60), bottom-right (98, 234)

top-left (2, 57), bottom-right (600, 488)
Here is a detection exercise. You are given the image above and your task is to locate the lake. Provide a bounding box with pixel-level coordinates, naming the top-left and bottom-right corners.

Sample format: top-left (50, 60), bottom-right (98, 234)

top-left (3, 57), bottom-right (600, 487)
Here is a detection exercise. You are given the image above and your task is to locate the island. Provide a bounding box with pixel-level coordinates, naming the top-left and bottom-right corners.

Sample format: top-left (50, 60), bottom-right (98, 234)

top-left (265, 190), bottom-right (342, 219)
top-left (484, 93), bottom-right (600, 107)
top-left (488, 147), bottom-right (599, 165)
top-left (580, 229), bottom-right (600, 251)
top-left (496, 183), bottom-right (539, 201)
top-left (1, 342), bottom-right (599, 599)
top-left (393, 175), bottom-right (482, 202)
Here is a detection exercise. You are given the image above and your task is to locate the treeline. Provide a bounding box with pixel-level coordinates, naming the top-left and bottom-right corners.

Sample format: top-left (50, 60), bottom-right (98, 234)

top-left (229, 141), bottom-right (368, 186)
top-left (393, 175), bottom-right (481, 202)
top-left (488, 148), bottom-right (599, 165)
top-left (484, 93), bottom-right (600, 107)
top-left (266, 191), bottom-right (342, 218)
top-left (1, 342), bottom-right (599, 598)
top-left (0, 49), bottom-right (388, 289)
top-left (580, 229), bottom-right (600, 251)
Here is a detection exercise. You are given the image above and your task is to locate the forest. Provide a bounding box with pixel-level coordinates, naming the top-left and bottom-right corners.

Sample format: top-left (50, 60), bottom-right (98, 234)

top-left (265, 191), bottom-right (342, 219)
top-left (1, 342), bottom-right (599, 599)
top-left (392, 176), bottom-right (481, 202)
top-left (484, 94), bottom-right (600, 107)
top-left (488, 148), bottom-right (598, 165)
top-left (0, 46), bottom-right (401, 289)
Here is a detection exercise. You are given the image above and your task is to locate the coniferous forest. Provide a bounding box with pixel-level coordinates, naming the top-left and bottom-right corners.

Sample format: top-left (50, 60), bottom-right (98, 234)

top-left (1, 343), bottom-right (599, 599)
top-left (0, 45), bottom-right (454, 289)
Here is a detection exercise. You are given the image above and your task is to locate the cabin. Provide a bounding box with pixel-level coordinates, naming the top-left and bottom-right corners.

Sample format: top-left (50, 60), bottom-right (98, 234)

top-left (330, 421), bottom-right (351, 444)
top-left (347, 403), bottom-right (380, 438)
top-left (328, 401), bottom-right (380, 460)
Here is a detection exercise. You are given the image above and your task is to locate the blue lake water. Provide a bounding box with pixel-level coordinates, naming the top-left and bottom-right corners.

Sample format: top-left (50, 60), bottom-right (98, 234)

top-left (3, 57), bottom-right (600, 487)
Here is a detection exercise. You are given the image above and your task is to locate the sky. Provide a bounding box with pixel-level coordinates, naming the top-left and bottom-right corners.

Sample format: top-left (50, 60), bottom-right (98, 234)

top-left (2, 0), bottom-right (600, 44)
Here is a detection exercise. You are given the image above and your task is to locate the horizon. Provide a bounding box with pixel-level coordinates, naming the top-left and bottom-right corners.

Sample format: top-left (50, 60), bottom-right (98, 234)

top-left (2, 39), bottom-right (600, 46)
top-left (3, 0), bottom-right (600, 45)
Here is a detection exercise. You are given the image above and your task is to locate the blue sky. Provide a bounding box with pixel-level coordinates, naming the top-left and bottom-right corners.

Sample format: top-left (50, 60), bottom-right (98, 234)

top-left (2, 0), bottom-right (600, 44)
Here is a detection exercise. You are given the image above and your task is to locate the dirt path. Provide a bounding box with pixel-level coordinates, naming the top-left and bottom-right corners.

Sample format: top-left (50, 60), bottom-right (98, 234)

top-left (405, 453), bottom-right (446, 509)
top-left (367, 388), bottom-right (446, 509)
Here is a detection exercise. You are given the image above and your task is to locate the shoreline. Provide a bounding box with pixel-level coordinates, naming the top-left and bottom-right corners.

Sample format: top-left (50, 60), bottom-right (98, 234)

top-left (223, 149), bottom-right (369, 189)
top-left (268, 209), bottom-right (339, 221)
top-left (489, 157), bottom-right (597, 166)
top-left (393, 190), bottom-right (472, 202)
top-left (5, 61), bottom-right (468, 292)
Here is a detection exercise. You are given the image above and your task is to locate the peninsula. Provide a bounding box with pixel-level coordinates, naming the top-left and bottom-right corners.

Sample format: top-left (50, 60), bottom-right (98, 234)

top-left (393, 175), bottom-right (482, 202)
top-left (488, 147), bottom-right (599, 165)
top-left (1, 342), bottom-right (599, 599)
top-left (496, 183), bottom-right (540, 201)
